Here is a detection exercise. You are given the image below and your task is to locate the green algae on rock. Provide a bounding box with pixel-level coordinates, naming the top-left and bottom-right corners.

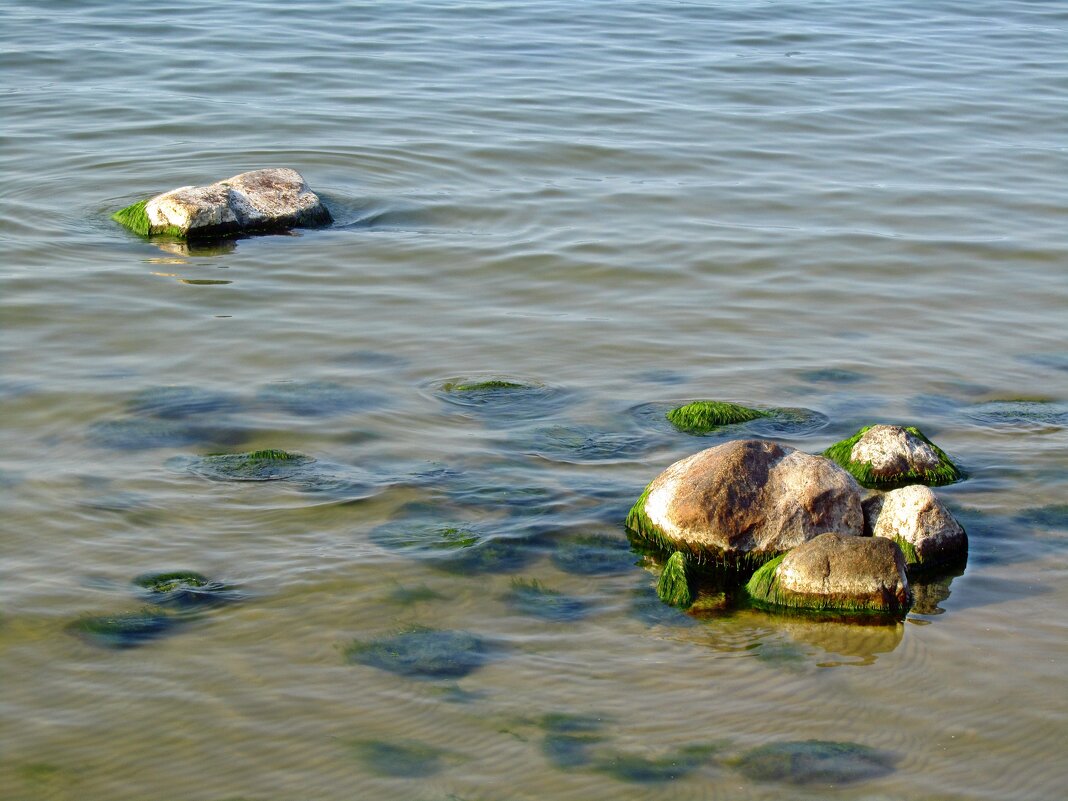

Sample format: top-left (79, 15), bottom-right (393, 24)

top-left (68, 609), bottom-right (180, 649)
top-left (441, 379), bottom-right (530, 392)
top-left (345, 627), bottom-right (490, 680)
top-left (823, 424), bottom-right (963, 489)
top-left (730, 739), bottom-right (895, 785)
top-left (665, 400), bottom-right (767, 434)
top-left (133, 570), bottom-right (240, 609)
top-left (745, 533), bottom-right (911, 615)
top-left (191, 449), bottom-right (311, 482)
top-left (656, 552), bottom-right (694, 608)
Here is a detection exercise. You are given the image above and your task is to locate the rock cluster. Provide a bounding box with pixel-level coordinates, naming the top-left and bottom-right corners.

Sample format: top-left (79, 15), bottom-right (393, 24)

top-left (628, 427), bottom-right (967, 615)
top-left (112, 168), bottom-right (331, 239)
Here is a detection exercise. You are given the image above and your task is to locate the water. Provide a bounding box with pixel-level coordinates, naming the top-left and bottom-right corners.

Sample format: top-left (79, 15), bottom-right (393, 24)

top-left (2, 1), bottom-right (1067, 798)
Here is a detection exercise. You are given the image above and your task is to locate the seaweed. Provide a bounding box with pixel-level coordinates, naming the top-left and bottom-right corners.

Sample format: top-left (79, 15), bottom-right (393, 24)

top-left (191, 449), bottom-right (311, 481)
top-left (68, 609), bottom-right (180, 649)
top-left (504, 578), bottom-right (589, 622)
top-left (656, 552), bottom-right (693, 608)
top-left (132, 570), bottom-right (240, 609)
top-left (111, 198), bottom-right (185, 238)
top-left (665, 400), bottom-right (767, 435)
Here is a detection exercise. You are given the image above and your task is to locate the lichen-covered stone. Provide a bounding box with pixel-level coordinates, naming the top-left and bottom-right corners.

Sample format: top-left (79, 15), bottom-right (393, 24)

top-left (113, 168), bottom-right (331, 239)
top-left (626, 440), bottom-right (864, 565)
top-left (864, 485), bottom-right (967, 570)
top-left (824, 424), bottom-right (963, 489)
top-left (746, 533), bottom-right (911, 614)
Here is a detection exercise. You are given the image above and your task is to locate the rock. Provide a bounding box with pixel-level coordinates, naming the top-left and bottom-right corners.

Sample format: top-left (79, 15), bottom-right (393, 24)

top-left (864, 485), bottom-right (967, 570)
top-left (731, 739), bottom-right (896, 785)
top-left (345, 627), bottom-right (491, 679)
top-left (112, 168), bottom-right (331, 239)
top-left (745, 532), bottom-right (911, 614)
top-left (626, 439), bottom-right (864, 565)
top-left (823, 424), bottom-right (963, 489)
top-left (68, 610), bottom-right (180, 649)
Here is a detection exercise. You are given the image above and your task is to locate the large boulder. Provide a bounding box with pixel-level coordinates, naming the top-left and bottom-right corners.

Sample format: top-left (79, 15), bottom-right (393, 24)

top-left (625, 439), bottom-right (864, 565)
top-left (112, 168), bottom-right (331, 239)
top-left (746, 532), bottom-right (911, 614)
top-left (864, 484), bottom-right (967, 570)
top-left (823, 424), bottom-right (962, 489)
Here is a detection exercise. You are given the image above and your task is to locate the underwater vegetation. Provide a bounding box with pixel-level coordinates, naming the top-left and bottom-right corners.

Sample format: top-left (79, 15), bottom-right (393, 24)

top-left (504, 578), bottom-right (589, 622)
top-left (730, 739), bottom-right (896, 785)
top-left (550, 533), bottom-right (637, 576)
top-left (345, 628), bottom-right (492, 680)
top-left (655, 552), bottom-right (694, 609)
top-left (350, 738), bottom-right (453, 778)
top-left (665, 401), bottom-right (768, 434)
top-left (188, 449), bottom-right (312, 482)
top-left (68, 609), bottom-right (180, 649)
top-left (132, 570), bottom-right (240, 609)
top-left (593, 743), bottom-right (721, 783)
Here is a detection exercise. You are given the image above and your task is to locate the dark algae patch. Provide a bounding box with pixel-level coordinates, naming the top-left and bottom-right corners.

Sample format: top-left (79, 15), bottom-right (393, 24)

top-left (594, 743), bottom-right (720, 783)
top-left (345, 628), bottom-right (491, 680)
top-left (256, 380), bottom-right (383, 417)
top-left (371, 521), bottom-right (483, 553)
top-left (128, 385), bottom-right (242, 419)
top-left (68, 609), bottom-right (179, 649)
top-left (551, 533), bottom-right (636, 575)
top-left (442, 379), bottom-right (529, 392)
top-left (504, 578), bottom-right (589, 622)
top-left (964, 399), bottom-right (1068, 429)
top-left (191, 449), bottom-right (311, 481)
top-left (133, 570), bottom-right (239, 609)
top-left (731, 739), bottom-right (896, 785)
top-left (823, 425), bottom-right (963, 489)
top-left (666, 400), bottom-right (767, 434)
top-left (434, 537), bottom-right (536, 575)
top-left (538, 713), bottom-right (608, 770)
top-left (351, 738), bottom-right (451, 778)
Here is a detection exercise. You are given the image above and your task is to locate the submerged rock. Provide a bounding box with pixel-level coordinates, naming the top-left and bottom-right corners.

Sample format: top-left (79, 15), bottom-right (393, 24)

top-left (745, 533), bottom-right (911, 614)
top-left (68, 610), bottom-right (179, 649)
top-left (731, 739), bottom-right (895, 785)
top-left (345, 628), bottom-right (490, 679)
top-left (551, 533), bottom-right (636, 575)
top-left (626, 439), bottom-right (864, 566)
top-left (350, 738), bottom-right (450, 778)
top-left (112, 168), bottom-right (331, 240)
top-left (823, 424), bottom-right (963, 489)
top-left (504, 578), bottom-right (589, 622)
top-left (189, 449), bottom-right (312, 481)
top-left (594, 744), bottom-right (720, 783)
top-left (864, 485), bottom-right (967, 570)
top-left (132, 570), bottom-right (240, 609)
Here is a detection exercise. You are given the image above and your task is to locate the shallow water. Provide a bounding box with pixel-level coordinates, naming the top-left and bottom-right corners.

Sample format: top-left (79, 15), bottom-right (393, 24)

top-left (2, 1), bottom-right (1067, 799)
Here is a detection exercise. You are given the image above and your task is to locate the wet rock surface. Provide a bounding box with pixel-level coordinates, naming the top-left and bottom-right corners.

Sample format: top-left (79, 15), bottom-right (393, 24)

top-left (864, 485), bottom-right (967, 569)
top-left (627, 439), bottom-right (864, 564)
top-left (115, 168), bottom-right (331, 239)
top-left (746, 532), bottom-right (911, 614)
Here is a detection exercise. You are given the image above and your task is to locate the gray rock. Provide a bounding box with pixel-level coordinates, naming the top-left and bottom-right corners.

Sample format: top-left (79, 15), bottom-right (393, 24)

top-left (864, 485), bottom-right (967, 569)
top-left (850, 424), bottom-right (941, 475)
top-left (746, 532), bottom-right (911, 614)
top-left (626, 439), bottom-right (864, 564)
top-left (119, 168), bottom-right (331, 239)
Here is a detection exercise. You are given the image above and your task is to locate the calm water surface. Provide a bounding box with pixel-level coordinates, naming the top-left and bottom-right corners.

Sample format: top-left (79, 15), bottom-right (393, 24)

top-left (2, 2), bottom-right (1067, 799)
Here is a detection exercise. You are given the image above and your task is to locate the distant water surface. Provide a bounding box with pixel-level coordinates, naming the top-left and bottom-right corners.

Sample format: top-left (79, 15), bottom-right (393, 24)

top-left (2, 2), bottom-right (1067, 800)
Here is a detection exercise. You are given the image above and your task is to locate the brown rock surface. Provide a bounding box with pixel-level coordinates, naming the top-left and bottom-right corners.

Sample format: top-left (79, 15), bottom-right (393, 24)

top-left (628, 439), bottom-right (864, 562)
top-left (761, 532), bottom-right (911, 613)
top-left (850, 424), bottom-right (941, 478)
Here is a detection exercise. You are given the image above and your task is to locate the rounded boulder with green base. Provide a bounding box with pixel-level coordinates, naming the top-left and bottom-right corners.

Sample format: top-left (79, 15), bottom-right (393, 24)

top-left (823, 424), bottom-right (963, 489)
top-left (112, 168), bottom-right (331, 240)
top-left (863, 485), bottom-right (967, 571)
top-left (665, 400), bottom-right (767, 435)
top-left (626, 439), bottom-right (864, 567)
top-left (745, 532), bottom-right (911, 615)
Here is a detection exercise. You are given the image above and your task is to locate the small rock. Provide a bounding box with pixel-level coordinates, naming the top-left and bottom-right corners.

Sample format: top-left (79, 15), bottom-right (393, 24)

top-left (824, 424), bottom-right (963, 489)
top-left (746, 533), bottom-right (911, 614)
top-left (731, 739), bottom-right (896, 785)
top-left (113, 168), bottom-right (331, 239)
top-left (626, 439), bottom-right (864, 565)
top-left (864, 485), bottom-right (967, 570)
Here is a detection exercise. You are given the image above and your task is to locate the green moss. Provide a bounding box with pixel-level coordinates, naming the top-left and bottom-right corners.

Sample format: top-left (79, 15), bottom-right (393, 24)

top-left (665, 400), bottom-right (767, 434)
top-left (889, 535), bottom-right (919, 566)
top-left (111, 198), bottom-right (186, 239)
top-left (822, 425), bottom-right (963, 489)
top-left (133, 570), bottom-right (209, 593)
top-left (442, 379), bottom-right (528, 392)
top-left (195, 449), bottom-right (311, 481)
top-left (656, 552), bottom-right (693, 608)
top-left (744, 554), bottom-right (788, 606)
